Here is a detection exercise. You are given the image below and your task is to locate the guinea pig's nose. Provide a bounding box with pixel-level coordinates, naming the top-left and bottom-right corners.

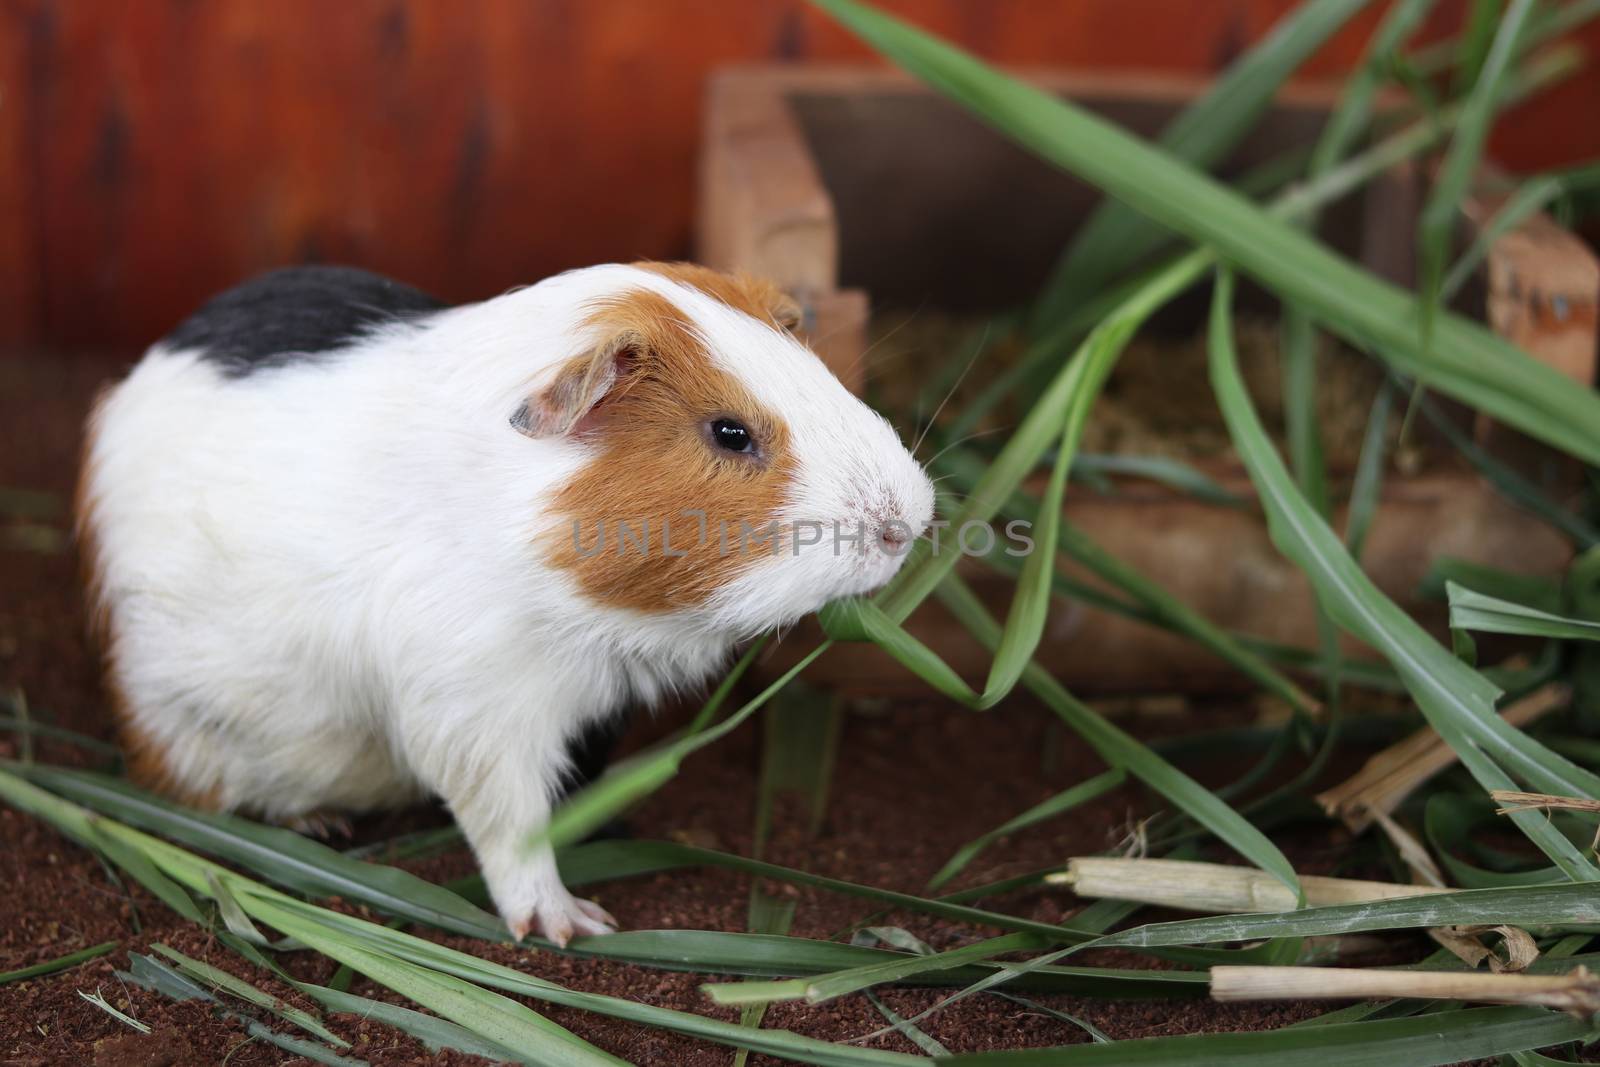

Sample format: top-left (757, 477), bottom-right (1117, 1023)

top-left (879, 520), bottom-right (913, 549)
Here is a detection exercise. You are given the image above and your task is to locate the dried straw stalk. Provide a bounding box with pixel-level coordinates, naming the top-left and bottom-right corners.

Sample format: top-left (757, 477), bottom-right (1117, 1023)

top-left (1051, 857), bottom-right (1453, 914)
top-left (1316, 682), bottom-right (1568, 832)
top-left (1212, 965), bottom-right (1600, 1019)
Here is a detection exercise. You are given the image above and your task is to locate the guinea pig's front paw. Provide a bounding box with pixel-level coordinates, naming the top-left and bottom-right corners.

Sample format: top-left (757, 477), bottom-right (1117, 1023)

top-left (504, 886), bottom-right (617, 947)
top-left (474, 832), bottom-right (618, 947)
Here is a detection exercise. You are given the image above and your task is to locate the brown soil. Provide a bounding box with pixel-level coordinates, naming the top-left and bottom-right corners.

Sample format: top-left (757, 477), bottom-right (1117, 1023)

top-left (0, 352), bottom-right (1521, 1065)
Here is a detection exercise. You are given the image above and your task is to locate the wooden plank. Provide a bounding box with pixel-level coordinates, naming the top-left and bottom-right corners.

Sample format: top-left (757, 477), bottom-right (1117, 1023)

top-left (0, 0), bottom-right (45, 346)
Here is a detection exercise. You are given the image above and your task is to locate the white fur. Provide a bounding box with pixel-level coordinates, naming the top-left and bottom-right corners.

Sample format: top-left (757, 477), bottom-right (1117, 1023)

top-left (82, 264), bottom-right (934, 943)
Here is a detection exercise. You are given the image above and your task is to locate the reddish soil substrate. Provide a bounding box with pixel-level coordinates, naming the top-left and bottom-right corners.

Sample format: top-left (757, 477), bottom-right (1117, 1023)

top-left (0, 353), bottom-right (1509, 1066)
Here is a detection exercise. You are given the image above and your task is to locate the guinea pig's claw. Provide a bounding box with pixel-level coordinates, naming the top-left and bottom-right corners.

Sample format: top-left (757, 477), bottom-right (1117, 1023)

top-left (509, 896), bottom-right (617, 948)
top-left (284, 811), bottom-right (353, 839)
top-left (576, 898), bottom-right (618, 930)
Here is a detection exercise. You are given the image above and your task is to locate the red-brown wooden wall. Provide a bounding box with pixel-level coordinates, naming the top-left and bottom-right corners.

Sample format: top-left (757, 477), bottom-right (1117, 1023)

top-left (2, 0), bottom-right (1596, 351)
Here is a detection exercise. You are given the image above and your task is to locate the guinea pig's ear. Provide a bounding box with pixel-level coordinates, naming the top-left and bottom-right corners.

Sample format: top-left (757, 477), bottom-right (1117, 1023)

top-left (770, 292), bottom-right (803, 332)
top-left (511, 333), bottom-right (642, 439)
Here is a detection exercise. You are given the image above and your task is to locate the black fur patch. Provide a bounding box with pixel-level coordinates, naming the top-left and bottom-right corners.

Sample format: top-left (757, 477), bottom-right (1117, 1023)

top-left (165, 265), bottom-right (447, 376)
top-left (557, 711), bottom-right (632, 803)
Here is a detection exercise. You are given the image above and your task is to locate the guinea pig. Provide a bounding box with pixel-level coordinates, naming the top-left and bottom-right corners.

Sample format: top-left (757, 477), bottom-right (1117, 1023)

top-left (76, 262), bottom-right (935, 945)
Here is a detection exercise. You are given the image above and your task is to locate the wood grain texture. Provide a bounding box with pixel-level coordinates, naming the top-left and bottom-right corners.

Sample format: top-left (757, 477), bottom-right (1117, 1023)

top-left (0, 0), bottom-right (1593, 349)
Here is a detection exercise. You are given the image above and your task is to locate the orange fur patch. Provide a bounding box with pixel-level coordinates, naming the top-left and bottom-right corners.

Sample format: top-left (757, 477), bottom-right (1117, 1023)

top-left (543, 286), bottom-right (794, 612)
top-left (636, 261), bottom-right (801, 330)
top-left (75, 391), bottom-right (219, 810)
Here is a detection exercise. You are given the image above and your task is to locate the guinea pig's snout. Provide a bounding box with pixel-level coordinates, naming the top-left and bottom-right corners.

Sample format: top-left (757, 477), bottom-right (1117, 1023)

top-left (869, 485), bottom-right (934, 557)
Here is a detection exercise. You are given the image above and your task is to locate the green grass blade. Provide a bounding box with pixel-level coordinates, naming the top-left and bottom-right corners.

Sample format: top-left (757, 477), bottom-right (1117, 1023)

top-left (927, 768), bottom-right (1125, 891)
top-left (1448, 581), bottom-right (1600, 642)
top-left (254, 899), bottom-right (926, 1067)
top-left (983, 410), bottom-right (1074, 705)
top-left (560, 837), bottom-right (1100, 942)
top-left (0, 941), bottom-right (117, 984)
top-left (931, 1006), bottom-right (1587, 1065)
top-left (120, 954), bottom-right (367, 1067)
top-left (1071, 454), bottom-right (1248, 507)
top-left (948, 45), bottom-right (1571, 446)
top-left (150, 943), bottom-right (347, 1047)
top-left (80, 821), bottom-right (206, 924)
top-left (1343, 380), bottom-right (1394, 560)
top-left (1034, 0), bottom-right (1374, 326)
top-left (938, 446), bottom-right (1319, 716)
top-left (1425, 792), bottom-right (1564, 889)
top-left (1440, 174), bottom-right (1564, 298)
top-left (706, 932), bottom-right (1050, 1007)
top-left (934, 573), bottom-right (1302, 898)
top-left (556, 929), bottom-right (1189, 993)
top-left (14, 764), bottom-right (506, 939)
top-left (1417, 396), bottom-right (1600, 548)
top-left (1280, 310), bottom-right (1329, 515)
top-left (1417, 0), bottom-right (1537, 356)
top-left (244, 900), bottom-right (627, 1067)
top-left (227, 907), bottom-right (601, 1067)
top-left (539, 642), bottom-right (830, 850)
top-left (735, 684), bottom-right (837, 1066)
top-left (1206, 269), bottom-right (1600, 879)
top-left (1312, 0), bottom-right (1439, 178)
top-left (865, 990), bottom-right (950, 1056)
top-left (296, 984), bottom-right (531, 1065)
top-left (1411, 0), bottom-right (1600, 75)
top-left (1093, 881), bottom-right (1600, 948)
top-left (883, 251), bottom-right (1210, 625)
top-left (841, 256), bottom-right (1161, 710)
top-left (810, 0), bottom-right (1600, 466)
top-left (1455, 0), bottom-right (1509, 92)
top-left (823, 576), bottom-right (1307, 901)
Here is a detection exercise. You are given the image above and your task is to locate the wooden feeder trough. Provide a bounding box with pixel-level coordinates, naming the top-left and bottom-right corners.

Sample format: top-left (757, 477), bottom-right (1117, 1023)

top-left (696, 65), bottom-right (1600, 696)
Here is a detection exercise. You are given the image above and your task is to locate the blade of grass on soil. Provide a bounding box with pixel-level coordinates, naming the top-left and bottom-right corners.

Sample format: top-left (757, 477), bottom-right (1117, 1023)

top-left (934, 571), bottom-right (1302, 900)
top-left (14, 763), bottom-right (507, 940)
top-left (7, 767), bottom-right (1191, 983)
top-left (0, 941), bottom-right (117, 984)
top-left (926, 768), bottom-right (1125, 891)
top-left (734, 683), bottom-right (842, 1066)
top-left (294, 983), bottom-right (531, 1065)
top-left (149, 944), bottom-right (347, 1047)
top-left (1091, 880), bottom-right (1600, 950)
top-left (117, 954), bottom-right (367, 1067)
top-left (935, 1006), bottom-right (1589, 1067)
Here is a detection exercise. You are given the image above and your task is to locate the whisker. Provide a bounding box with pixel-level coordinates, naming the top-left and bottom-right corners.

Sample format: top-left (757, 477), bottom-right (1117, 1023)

top-left (838, 302), bottom-right (927, 387)
top-left (913, 322), bottom-right (992, 458)
top-left (921, 424), bottom-right (1014, 470)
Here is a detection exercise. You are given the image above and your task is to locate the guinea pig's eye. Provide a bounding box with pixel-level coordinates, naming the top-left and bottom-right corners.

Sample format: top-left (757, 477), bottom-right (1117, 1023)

top-left (709, 418), bottom-right (755, 454)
